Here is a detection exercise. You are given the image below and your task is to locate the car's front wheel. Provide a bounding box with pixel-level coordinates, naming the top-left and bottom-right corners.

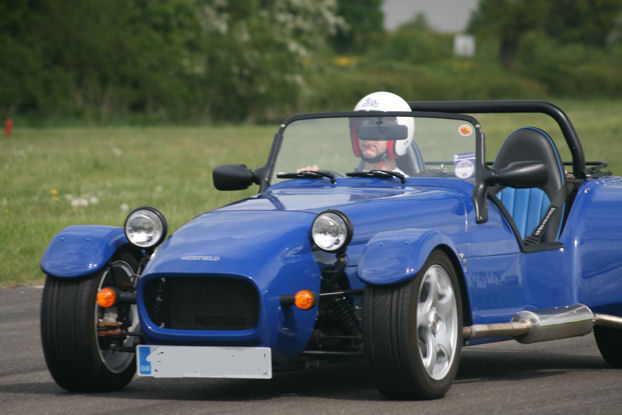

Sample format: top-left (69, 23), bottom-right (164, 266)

top-left (40, 250), bottom-right (140, 392)
top-left (364, 249), bottom-right (462, 399)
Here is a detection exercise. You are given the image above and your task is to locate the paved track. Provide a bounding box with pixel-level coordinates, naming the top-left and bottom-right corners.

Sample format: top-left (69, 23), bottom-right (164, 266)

top-left (2, 285), bottom-right (622, 415)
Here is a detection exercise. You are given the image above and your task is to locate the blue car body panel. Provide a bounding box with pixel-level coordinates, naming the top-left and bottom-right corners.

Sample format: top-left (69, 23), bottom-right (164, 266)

top-left (563, 178), bottom-right (622, 315)
top-left (358, 228), bottom-right (460, 285)
top-left (136, 209), bottom-right (322, 362)
top-left (41, 225), bottom-right (129, 278)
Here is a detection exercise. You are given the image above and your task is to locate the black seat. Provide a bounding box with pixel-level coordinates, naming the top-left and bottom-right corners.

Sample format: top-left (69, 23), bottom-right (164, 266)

top-left (491, 127), bottom-right (566, 244)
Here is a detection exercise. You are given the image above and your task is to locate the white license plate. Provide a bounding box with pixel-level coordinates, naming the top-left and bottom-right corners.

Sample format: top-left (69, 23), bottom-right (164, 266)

top-left (136, 345), bottom-right (272, 379)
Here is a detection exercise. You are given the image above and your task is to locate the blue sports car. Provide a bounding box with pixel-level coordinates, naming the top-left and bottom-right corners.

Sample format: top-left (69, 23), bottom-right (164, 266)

top-left (40, 100), bottom-right (622, 399)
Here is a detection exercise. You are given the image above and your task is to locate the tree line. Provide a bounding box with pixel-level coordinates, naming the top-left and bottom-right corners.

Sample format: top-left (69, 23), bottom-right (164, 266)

top-left (1, 0), bottom-right (620, 123)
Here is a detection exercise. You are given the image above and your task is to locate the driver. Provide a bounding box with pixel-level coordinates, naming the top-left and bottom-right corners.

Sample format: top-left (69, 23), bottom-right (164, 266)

top-left (298, 91), bottom-right (414, 175)
top-left (350, 91), bottom-right (414, 175)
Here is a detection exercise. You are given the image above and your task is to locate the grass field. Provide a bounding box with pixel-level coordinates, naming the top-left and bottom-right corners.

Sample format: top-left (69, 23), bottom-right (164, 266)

top-left (1, 99), bottom-right (621, 287)
top-left (0, 125), bottom-right (275, 286)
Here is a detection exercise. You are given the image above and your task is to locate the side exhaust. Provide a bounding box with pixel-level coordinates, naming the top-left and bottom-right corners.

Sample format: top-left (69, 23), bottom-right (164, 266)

top-left (463, 304), bottom-right (622, 344)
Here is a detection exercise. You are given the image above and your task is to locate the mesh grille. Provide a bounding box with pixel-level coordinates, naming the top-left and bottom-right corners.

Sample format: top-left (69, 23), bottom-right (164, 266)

top-left (144, 277), bottom-right (259, 330)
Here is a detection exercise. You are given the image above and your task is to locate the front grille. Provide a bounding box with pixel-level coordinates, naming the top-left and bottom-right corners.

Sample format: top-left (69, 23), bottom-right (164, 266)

top-left (143, 277), bottom-right (259, 330)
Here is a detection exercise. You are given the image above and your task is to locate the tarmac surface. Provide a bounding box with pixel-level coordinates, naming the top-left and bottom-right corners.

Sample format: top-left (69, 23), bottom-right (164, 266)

top-left (2, 285), bottom-right (622, 415)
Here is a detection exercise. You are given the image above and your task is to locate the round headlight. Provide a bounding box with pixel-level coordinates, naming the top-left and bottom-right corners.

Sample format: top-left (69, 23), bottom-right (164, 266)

top-left (311, 210), bottom-right (353, 253)
top-left (124, 207), bottom-right (167, 249)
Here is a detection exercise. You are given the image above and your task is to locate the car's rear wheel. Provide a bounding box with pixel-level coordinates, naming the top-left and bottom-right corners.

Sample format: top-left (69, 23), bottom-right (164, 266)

top-left (40, 250), bottom-right (139, 392)
top-left (364, 249), bottom-right (462, 400)
top-left (594, 326), bottom-right (622, 368)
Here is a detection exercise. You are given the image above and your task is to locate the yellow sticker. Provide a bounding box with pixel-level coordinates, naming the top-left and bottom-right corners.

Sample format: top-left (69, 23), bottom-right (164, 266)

top-left (458, 124), bottom-right (473, 137)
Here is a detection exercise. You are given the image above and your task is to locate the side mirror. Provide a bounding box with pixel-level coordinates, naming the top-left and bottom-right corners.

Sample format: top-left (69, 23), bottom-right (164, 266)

top-left (494, 161), bottom-right (548, 188)
top-left (213, 164), bottom-right (260, 191)
top-left (473, 161), bottom-right (548, 224)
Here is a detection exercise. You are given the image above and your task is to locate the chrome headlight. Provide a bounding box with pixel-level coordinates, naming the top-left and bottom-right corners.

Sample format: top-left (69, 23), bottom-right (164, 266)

top-left (311, 210), bottom-right (353, 253)
top-left (124, 206), bottom-right (167, 249)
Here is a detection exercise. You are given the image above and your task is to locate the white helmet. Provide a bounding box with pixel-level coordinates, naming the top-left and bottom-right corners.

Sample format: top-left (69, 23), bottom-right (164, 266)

top-left (351, 91), bottom-right (414, 159)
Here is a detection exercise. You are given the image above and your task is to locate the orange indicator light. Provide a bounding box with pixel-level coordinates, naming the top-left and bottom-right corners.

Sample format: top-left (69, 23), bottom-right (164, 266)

top-left (97, 287), bottom-right (116, 308)
top-left (294, 290), bottom-right (316, 310)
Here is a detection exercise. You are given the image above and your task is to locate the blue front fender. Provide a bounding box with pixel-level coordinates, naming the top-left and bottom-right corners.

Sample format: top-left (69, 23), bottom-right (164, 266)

top-left (41, 225), bottom-right (130, 278)
top-left (358, 228), bottom-right (459, 285)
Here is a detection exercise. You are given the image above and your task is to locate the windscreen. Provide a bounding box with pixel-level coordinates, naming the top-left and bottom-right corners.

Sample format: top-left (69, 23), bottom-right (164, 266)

top-left (271, 114), bottom-right (479, 183)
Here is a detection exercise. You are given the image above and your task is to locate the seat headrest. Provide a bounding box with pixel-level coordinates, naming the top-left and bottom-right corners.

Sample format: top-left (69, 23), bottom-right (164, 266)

top-left (493, 127), bottom-right (565, 206)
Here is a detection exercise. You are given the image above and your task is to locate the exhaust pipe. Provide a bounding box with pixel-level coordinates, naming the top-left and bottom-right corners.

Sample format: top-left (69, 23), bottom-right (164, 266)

top-left (594, 313), bottom-right (622, 329)
top-left (463, 304), bottom-right (622, 344)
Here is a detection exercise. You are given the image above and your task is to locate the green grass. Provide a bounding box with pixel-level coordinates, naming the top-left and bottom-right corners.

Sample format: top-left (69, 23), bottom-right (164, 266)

top-left (1, 99), bottom-right (621, 287)
top-left (0, 125), bottom-right (274, 287)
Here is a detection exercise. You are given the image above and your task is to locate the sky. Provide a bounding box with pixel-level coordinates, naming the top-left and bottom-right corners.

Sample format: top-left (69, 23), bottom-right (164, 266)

top-left (382, 0), bottom-right (479, 32)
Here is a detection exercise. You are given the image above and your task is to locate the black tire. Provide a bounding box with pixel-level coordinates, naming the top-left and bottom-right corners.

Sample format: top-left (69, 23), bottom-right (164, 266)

top-left (364, 249), bottom-right (463, 400)
top-left (594, 326), bottom-right (622, 368)
top-left (40, 250), bottom-right (139, 392)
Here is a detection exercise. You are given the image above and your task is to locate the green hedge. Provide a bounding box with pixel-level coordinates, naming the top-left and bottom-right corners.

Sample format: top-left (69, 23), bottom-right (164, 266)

top-left (515, 31), bottom-right (622, 97)
top-left (2, 2), bottom-right (620, 124)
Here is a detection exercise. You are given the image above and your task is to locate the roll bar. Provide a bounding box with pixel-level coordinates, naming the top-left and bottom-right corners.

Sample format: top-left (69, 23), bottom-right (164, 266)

top-left (408, 100), bottom-right (586, 179)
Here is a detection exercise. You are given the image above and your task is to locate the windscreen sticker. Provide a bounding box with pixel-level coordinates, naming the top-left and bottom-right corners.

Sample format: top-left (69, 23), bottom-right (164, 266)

top-left (454, 152), bottom-right (476, 179)
top-left (458, 124), bottom-right (473, 137)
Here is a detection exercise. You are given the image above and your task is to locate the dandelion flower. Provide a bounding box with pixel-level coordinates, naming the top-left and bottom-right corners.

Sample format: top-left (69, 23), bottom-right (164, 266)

top-left (53, 197), bottom-right (60, 202)
top-left (50, 189), bottom-right (58, 195)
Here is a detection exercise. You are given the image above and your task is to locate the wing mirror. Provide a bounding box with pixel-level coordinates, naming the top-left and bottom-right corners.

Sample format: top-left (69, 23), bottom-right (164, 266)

top-left (213, 164), bottom-right (261, 190)
top-left (473, 161), bottom-right (548, 223)
top-left (493, 161), bottom-right (548, 188)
